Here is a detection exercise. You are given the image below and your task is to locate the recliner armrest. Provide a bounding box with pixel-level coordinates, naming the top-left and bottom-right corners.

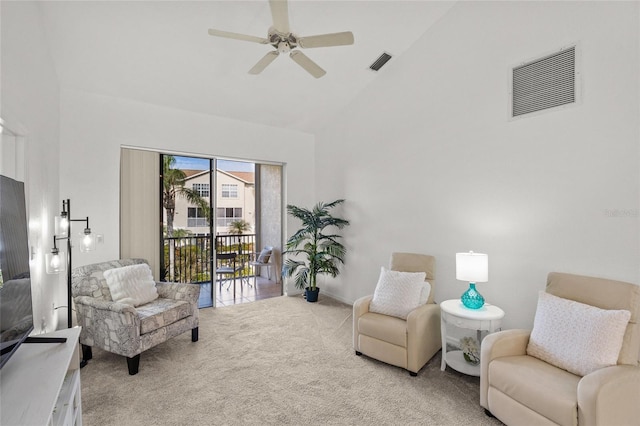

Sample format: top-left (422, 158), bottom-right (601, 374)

top-left (353, 295), bottom-right (373, 350)
top-left (578, 364), bottom-right (640, 426)
top-left (481, 328), bottom-right (531, 359)
top-left (406, 302), bottom-right (440, 335)
top-left (480, 329), bottom-right (531, 408)
top-left (406, 303), bottom-right (441, 373)
top-left (353, 295), bottom-right (373, 317)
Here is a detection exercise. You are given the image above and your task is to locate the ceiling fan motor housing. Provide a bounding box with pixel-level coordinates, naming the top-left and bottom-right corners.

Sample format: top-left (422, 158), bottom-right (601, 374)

top-left (270, 30), bottom-right (298, 53)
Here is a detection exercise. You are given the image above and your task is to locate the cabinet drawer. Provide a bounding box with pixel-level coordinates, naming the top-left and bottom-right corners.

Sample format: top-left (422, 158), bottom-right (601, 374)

top-left (443, 314), bottom-right (479, 329)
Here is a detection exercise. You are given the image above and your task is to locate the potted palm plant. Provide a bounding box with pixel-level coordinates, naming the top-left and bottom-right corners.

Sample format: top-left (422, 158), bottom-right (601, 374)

top-left (282, 199), bottom-right (350, 302)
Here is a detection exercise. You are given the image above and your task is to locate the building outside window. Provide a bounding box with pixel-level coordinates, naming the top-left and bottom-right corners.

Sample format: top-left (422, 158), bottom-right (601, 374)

top-left (187, 207), bottom-right (208, 227)
top-left (221, 183), bottom-right (238, 198)
top-left (192, 183), bottom-right (210, 197)
top-left (171, 168), bottom-right (254, 235)
top-left (216, 207), bottom-right (242, 227)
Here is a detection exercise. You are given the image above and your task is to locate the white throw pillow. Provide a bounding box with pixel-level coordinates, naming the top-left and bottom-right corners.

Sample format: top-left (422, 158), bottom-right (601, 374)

top-left (103, 263), bottom-right (159, 307)
top-left (379, 268), bottom-right (430, 305)
top-left (418, 281), bottom-right (432, 306)
top-left (257, 247), bottom-right (272, 263)
top-left (526, 291), bottom-right (631, 376)
top-left (369, 267), bottom-right (427, 319)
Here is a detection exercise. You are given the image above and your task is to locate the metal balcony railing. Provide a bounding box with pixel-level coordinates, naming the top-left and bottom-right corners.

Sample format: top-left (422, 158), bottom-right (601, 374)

top-left (161, 234), bottom-right (256, 284)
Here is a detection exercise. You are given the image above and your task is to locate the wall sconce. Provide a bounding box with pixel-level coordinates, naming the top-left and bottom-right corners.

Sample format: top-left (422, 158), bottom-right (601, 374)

top-left (47, 199), bottom-right (101, 328)
top-left (455, 251), bottom-right (488, 309)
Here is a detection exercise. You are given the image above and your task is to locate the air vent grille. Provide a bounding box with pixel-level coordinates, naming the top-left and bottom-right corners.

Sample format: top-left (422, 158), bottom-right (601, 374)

top-left (370, 52), bottom-right (392, 71)
top-left (512, 46), bottom-right (576, 117)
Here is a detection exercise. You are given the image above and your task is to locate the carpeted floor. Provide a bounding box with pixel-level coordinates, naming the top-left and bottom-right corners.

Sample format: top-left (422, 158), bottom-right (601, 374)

top-left (79, 295), bottom-right (504, 425)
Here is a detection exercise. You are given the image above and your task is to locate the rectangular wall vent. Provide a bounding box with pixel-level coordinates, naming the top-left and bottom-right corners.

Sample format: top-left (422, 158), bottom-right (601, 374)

top-left (369, 52), bottom-right (392, 71)
top-left (511, 46), bottom-right (577, 118)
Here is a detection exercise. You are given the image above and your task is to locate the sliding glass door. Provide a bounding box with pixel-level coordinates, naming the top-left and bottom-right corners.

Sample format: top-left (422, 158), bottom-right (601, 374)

top-left (156, 154), bottom-right (282, 308)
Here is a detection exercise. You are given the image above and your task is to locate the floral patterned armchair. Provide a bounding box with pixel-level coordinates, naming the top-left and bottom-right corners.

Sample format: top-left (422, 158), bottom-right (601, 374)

top-left (71, 258), bottom-right (199, 375)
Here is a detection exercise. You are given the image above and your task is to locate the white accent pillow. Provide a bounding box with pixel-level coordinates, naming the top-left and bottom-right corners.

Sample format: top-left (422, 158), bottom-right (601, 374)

top-left (103, 263), bottom-right (159, 307)
top-left (369, 267), bottom-right (428, 319)
top-left (526, 291), bottom-right (631, 376)
top-left (418, 281), bottom-right (432, 306)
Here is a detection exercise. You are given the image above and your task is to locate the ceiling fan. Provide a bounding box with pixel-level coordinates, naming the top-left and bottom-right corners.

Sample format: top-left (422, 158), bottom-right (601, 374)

top-left (208, 0), bottom-right (354, 78)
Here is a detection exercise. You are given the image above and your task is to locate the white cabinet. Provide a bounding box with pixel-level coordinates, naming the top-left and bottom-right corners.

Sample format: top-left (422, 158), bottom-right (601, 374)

top-left (1, 327), bottom-right (82, 425)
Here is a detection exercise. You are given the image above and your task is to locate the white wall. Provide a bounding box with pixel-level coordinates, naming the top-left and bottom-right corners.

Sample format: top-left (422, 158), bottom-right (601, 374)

top-left (315, 1), bottom-right (640, 329)
top-left (58, 89), bottom-right (315, 297)
top-left (1, 1), bottom-right (62, 332)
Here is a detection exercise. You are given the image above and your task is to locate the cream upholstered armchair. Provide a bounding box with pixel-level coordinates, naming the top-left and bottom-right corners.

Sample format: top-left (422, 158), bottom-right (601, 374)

top-left (71, 259), bottom-right (199, 375)
top-left (481, 272), bottom-right (640, 426)
top-left (353, 253), bottom-right (441, 376)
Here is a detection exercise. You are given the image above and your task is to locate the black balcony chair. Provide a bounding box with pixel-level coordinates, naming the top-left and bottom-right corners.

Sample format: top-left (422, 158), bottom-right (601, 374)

top-left (216, 252), bottom-right (251, 294)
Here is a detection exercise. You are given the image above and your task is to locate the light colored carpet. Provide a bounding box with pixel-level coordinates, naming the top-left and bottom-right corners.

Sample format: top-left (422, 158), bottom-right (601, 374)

top-left (80, 296), bottom-right (503, 425)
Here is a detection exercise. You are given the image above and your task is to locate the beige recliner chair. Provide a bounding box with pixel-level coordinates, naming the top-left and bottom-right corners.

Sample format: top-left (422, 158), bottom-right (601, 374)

top-left (481, 272), bottom-right (640, 426)
top-left (353, 253), bottom-right (441, 376)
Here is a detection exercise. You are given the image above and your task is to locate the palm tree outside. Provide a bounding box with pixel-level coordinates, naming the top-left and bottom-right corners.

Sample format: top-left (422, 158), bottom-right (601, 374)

top-left (228, 219), bottom-right (251, 235)
top-left (162, 155), bottom-right (210, 237)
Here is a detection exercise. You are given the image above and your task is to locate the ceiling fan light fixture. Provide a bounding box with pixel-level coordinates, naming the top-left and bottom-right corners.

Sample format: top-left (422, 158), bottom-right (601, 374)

top-left (277, 41), bottom-right (292, 53)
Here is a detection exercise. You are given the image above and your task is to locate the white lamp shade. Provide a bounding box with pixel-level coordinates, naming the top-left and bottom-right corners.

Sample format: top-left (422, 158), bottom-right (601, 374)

top-left (456, 252), bottom-right (488, 282)
top-left (46, 250), bottom-right (66, 274)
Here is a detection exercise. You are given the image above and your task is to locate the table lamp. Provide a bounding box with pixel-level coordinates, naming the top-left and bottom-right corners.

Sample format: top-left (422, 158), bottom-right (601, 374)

top-left (456, 251), bottom-right (488, 309)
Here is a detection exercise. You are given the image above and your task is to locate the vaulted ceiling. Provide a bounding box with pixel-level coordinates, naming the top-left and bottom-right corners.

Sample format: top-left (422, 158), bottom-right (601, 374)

top-left (38, 1), bottom-right (455, 133)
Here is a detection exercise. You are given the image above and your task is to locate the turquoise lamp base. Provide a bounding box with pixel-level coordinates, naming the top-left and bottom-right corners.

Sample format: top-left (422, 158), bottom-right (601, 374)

top-left (461, 283), bottom-right (484, 309)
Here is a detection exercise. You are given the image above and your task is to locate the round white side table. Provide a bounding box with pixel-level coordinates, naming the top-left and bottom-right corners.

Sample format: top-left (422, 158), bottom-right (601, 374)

top-left (440, 299), bottom-right (505, 376)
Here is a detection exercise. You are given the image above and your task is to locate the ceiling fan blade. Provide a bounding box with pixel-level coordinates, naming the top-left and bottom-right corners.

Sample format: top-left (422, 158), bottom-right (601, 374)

top-left (289, 51), bottom-right (326, 79)
top-left (208, 28), bottom-right (269, 44)
top-left (269, 0), bottom-right (290, 33)
top-left (298, 31), bottom-right (354, 49)
top-left (249, 51), bottom-right (279, 75)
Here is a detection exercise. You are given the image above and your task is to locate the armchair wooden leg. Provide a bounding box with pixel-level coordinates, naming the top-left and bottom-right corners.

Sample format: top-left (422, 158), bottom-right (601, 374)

top-left (127, 354), bottom-right (141, 375)
top-left (409, 371), bottom-right (418, 377)
top-left (192, 327), bottom-right (199, 342)
top-left (484, 409), bottom-right (495, 418)
top-left (355, 351), bottom-right (362, 356)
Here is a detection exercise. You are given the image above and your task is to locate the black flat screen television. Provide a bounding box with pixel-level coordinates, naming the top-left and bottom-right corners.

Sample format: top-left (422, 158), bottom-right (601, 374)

top-left (0, 174), bottom-right (34, 369)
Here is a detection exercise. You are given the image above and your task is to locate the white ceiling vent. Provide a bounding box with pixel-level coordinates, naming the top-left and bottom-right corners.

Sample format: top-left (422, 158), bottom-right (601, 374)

top-left (369, 52), bottom-right (392, 72)
top-left (511, 45), bottom-right (579, 118)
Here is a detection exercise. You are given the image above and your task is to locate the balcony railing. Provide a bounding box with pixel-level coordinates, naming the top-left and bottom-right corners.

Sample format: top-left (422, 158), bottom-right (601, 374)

top-left (161, 234), bottom-right (256, 284)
